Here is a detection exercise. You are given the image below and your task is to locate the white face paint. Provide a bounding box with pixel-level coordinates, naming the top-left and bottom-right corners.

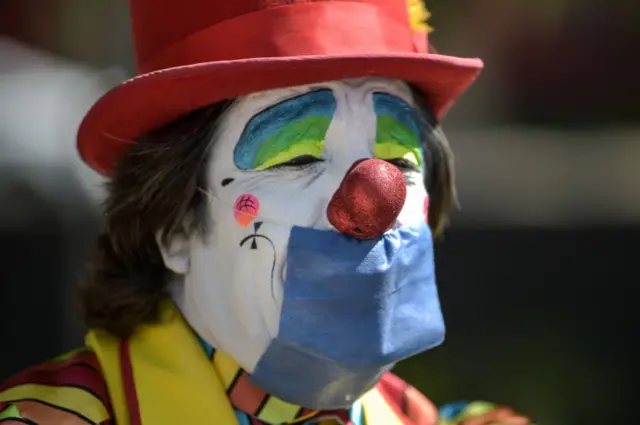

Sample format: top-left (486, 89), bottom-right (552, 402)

top-left (160, 77), bottom-right (430, 373)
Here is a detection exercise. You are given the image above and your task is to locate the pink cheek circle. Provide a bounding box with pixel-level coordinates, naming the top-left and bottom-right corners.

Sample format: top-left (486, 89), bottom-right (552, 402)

top-left (423, 196), bottom-right (430, 223)
top-left (233, 194), bottom-right (260, 227)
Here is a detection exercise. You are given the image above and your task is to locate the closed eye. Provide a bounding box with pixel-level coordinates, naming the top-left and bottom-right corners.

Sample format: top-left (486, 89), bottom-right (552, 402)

top-left (385, 158), bottom-right (420, 172)
top-left (234, 89), bottom-right (336, 171)
top-left (265, 155), bottom-right (324, 170)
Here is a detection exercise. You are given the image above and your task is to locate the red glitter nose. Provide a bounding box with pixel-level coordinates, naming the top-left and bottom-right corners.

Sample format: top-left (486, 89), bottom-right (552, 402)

top-left (327, 159), bottom-right (407, 239)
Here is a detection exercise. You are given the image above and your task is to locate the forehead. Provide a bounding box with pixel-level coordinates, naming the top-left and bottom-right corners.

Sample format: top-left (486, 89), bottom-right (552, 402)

top-left (227, 77), bottom-right (414, 122)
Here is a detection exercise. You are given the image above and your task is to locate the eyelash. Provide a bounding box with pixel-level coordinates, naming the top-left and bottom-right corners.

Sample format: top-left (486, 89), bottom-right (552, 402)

top-left (385, 158), bottom-right (420, 172)
top-left (266, 156), bottom-right (418, 176)
top-left (265, 155), bottom-right (324, 170)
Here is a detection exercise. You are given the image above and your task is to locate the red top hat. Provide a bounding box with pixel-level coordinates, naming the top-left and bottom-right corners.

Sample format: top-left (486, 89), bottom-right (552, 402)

top-left (78, 0), bottom-right (483, 176)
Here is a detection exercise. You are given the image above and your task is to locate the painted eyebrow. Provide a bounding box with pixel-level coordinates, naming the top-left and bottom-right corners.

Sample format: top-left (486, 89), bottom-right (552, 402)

top-left (239, 89), bottom-right (336, 142)
top-left (372, 92), bottom-right (422, 138)
top-left (233, 89), bottom-right (336, 169)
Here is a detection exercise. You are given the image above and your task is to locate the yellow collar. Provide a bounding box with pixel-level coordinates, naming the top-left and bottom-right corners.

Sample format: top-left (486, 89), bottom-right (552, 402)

top-left (86, 301), bottom-right (403, 425)
top-left (86, 301), bottom-right (237, 425)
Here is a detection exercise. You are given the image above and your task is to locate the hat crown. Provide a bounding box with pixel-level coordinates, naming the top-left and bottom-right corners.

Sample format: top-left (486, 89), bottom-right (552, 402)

top-left (130, 0), bottom-right (427, 73)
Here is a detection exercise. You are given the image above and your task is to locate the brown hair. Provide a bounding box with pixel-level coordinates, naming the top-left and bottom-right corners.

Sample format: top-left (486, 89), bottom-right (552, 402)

top-left (78, 90), bottom-right (456, 338)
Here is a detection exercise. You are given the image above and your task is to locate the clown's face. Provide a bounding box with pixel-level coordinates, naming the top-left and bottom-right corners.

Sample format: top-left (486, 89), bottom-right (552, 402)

top-left (161, 77), bottom-right (431, 373)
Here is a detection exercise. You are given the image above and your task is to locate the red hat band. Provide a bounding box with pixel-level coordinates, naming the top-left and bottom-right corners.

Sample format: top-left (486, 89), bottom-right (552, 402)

top-left (135, 1), bottom-right (426, 74)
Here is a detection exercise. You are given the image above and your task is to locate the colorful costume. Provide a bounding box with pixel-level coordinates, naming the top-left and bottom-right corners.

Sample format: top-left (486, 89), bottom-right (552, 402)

top-left (1, 303), bottom-right (441, 425)
top-left (0, 303), bottom-right (527, 424)
top-left (1, 0), bottom-right (532, 423)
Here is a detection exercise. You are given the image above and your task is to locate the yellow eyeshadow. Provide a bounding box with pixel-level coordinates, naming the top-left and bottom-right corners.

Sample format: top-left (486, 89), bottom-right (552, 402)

top-left (374, 142), bottom-right (421, 167)
top-left (255, 139), bottom-right (324, 170)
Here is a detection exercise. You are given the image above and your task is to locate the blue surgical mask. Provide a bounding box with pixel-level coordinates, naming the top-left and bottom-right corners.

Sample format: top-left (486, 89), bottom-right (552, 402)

top-left (249, 222), bottom-right (445, 410)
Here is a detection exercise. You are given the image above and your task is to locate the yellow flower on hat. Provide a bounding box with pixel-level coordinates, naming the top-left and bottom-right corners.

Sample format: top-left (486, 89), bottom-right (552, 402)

top-left (407, 0), bottom-right (433, 33)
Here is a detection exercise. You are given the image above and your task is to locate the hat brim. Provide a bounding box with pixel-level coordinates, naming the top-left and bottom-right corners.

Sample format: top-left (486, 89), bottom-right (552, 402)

top-left (78, 53), bottom-right (483, 176)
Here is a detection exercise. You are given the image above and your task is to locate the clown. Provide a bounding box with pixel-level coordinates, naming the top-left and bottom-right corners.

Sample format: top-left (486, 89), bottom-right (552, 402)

top-left (0, 0), bottom-right (533, 424)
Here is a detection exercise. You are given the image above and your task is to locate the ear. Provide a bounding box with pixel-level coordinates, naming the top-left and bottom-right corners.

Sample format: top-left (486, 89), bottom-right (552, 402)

top-left (156, 230), bottom-right (191, 275)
